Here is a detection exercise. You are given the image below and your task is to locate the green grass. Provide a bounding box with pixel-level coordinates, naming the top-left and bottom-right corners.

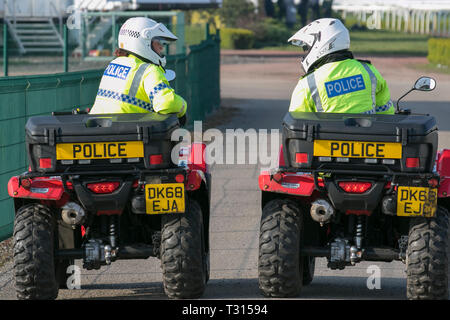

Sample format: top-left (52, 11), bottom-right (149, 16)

top-left (261, 30), bottom-right (430, 57)
top-left (349, 30), bottom-right (429, 56)
top-left (411, 62), bottom-right (450, 75)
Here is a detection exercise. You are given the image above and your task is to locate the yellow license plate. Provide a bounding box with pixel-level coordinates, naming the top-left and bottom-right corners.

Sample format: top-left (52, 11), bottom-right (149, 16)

top-left (313, 140), bottom-right (402, 159)
top-left (397, 186), bottom-right (437, 217)
top-left (56, 141), bottom-right (144, 160)
top-left (145, 183), bottom-right (185, 215)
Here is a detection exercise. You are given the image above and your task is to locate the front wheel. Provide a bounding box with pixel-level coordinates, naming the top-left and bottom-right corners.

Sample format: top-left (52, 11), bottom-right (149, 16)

top-left (258, 199), bottom-right (303, 297)
top-left (406, 206), bottom-right (449, 300)
top-left (160, 198), bottom-right (207, 299)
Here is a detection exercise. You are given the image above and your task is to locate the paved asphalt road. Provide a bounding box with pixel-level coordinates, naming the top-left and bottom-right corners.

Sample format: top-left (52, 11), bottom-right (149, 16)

top-left (0, 55), bottom-right (449, 301)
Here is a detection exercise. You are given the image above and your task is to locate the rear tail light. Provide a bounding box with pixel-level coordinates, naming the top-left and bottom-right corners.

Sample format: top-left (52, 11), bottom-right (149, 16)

top-left (339, 181), bottom-right (372, 194)
top-left (406, 157), bottom-right (419, 168)
top-left (150, 154), bottom-right (163, 165)
top-left (272, 173), bottom-right (283, 183)
top-left (295, 153), bottom-right (308, 164)
top-left (87, 182), bottom-right (120, 194)
top-left (39, 158), bottom-right (52, 169)
top-left (20, 178), bottom-right (32, 189)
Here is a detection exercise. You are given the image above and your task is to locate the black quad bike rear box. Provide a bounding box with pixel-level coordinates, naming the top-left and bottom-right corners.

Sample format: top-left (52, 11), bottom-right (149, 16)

top-left (282, 112), bottom-right (438, 173)
top-left (26, 113), bottom-right (180, 173)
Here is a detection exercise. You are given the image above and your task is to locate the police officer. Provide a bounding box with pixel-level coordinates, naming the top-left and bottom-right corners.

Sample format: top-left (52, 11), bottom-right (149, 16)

top-left (90, 17), bottom-right (187, 125)
top-left (288, 18), bottom-right (394, 115)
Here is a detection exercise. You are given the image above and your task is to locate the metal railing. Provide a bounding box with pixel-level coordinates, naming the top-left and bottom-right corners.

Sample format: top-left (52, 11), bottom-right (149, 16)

top-left (333, 1), bottom-right (450, 36)
top-left (79, 11), bottom-right (186, 59)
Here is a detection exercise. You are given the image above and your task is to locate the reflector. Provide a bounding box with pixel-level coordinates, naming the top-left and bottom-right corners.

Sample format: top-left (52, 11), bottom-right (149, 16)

top-left (150, 154), bottom-right (163, 165)
top-left (39, 158), bottom-right (52, 169)
top-left (406, 158), bottom-right (419, 168)
top-left (295, 153), bottom-right (308, 164)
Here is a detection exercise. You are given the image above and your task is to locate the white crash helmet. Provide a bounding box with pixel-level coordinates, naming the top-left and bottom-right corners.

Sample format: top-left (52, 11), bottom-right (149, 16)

top-left (288, 18), bottom-right (350, 73)
top-left (118, 17), bottom-right (178, 67)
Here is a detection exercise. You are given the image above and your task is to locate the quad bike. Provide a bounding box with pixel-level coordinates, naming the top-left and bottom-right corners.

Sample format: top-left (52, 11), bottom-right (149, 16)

top-left (8, 112), bottom-right (211, 300)
top-left (258, 76), bottom-right (449, 300)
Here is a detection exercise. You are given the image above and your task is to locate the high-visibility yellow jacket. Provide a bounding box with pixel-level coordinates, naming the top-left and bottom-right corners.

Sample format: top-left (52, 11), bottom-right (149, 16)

top-left (90, 54), bottom-right (187, 117)
top-left (289, 59), bottom-right (394, 115)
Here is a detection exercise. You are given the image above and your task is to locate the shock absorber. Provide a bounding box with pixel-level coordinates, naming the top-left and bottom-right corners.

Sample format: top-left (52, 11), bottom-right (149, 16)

top-left (109, 216), bottom-right (117, 249)
top-left (355, 216), bottom-right (364, 250)
top-left (107, 216), bottom-right (118, 264)
top-left (350, 215), bottom-right (365, 265)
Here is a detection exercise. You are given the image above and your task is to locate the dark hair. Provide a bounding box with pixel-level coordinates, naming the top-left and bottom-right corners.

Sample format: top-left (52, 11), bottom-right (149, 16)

top-left (114, 48), bottom-right (129, 57)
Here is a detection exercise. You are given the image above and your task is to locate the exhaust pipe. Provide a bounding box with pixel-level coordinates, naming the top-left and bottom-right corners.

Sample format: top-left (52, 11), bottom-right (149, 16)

top-left (310, 199), bottom-right (335, 226)
top-left (61, 202), bottom-right (86, 226)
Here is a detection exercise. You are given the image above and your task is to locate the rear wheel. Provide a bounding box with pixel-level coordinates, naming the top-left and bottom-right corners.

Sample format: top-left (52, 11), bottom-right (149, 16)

top-left (303, 256), bottom-right (315, 286)
top-left (258, 199), bottom-right (303, 297)
top-left (13, 203), bottom-right (58, 300)
top-left (406, 206), bottom-right (449, 300)
top-left (160, 198), bottom-right (207, 299)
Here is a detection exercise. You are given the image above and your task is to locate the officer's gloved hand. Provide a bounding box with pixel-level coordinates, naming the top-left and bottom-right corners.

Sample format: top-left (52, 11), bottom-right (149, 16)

top-left (178, 114), bottom-right (187, 127)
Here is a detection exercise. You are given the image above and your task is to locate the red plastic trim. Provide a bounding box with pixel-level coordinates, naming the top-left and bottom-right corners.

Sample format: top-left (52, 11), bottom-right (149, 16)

top-left (258, 171), bottom-right (315, 196)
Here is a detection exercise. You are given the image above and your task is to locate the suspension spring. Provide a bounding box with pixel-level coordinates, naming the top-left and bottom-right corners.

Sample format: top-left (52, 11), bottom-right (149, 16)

top-left (109, 216), bottom-right (117, 249)
top-left (355, 216), bottom-right (364, 249)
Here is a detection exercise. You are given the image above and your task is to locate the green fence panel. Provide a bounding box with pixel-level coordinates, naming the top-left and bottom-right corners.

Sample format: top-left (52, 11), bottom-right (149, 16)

top-left (0, 35), bottom-right (220, 242)
top-left (0, 70), bottom-right (104, 242)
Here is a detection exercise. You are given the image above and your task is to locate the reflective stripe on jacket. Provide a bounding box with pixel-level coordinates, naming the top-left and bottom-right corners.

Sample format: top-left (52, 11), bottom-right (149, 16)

top-left (289, 59), bottom-right (394, 115)
top-left (90, 54), bottom-right (187, 117)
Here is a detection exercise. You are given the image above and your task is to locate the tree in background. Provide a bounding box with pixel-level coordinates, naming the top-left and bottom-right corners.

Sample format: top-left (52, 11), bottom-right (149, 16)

top-left (264, 0), bottom-right (275, 18)
top-left (297, 0), bottom-right (334, 27)
top-left (284, 0), bottom-right (297, 28)
top-left (218, 0), bottom-right (256, 28)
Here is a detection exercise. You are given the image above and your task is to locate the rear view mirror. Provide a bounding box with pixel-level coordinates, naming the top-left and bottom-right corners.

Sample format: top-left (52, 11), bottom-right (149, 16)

top-left (396, 76), bottom-right (437, 113)
top-left (414, 77), bottom-right (436, 91)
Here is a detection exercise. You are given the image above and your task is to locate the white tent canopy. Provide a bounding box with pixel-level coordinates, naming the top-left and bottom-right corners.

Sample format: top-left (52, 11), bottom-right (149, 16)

top-left (332, 0), bottom-right (450, 35)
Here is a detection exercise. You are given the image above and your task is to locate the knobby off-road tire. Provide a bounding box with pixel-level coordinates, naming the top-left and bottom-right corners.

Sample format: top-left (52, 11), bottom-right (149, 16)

top-left (13, 203), bottom-right (58, 300)
top-left (303, 256), bottom-right (315, 286)
top-left (258, 199), bottom-right (304, 297)
top-left (161, 198), bottom-right (206, 299)
top-left (406, 206), bottom-right (449, 300)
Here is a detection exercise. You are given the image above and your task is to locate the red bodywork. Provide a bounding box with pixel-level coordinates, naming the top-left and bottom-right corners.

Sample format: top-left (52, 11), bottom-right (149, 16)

top-left (8, 143), bottom-right (209, 207)
top-left (260, 146), bottom-right (450, 199)
top-left (436, 149), bottom-right (450, 197)
top-left (259, 145), bottom-right (318, 197)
